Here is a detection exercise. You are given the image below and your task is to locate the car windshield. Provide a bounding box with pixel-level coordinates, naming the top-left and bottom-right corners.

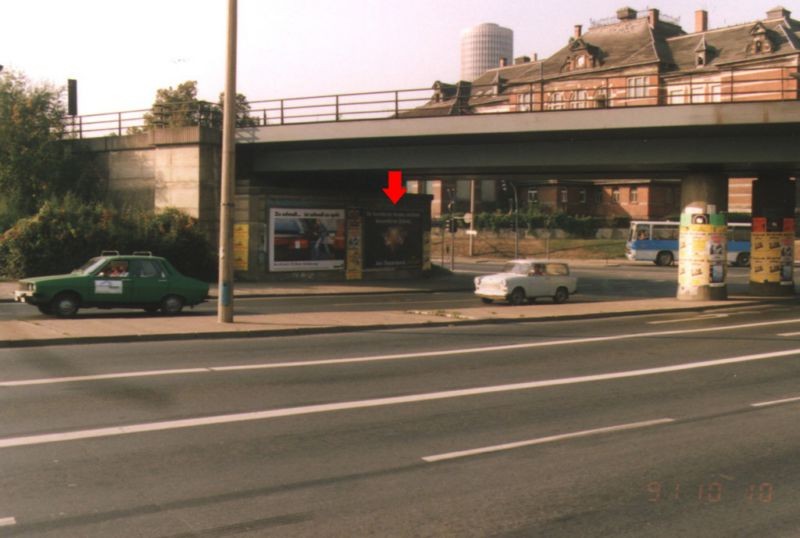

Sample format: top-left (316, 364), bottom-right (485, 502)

top-left (502, 262), bottom-right (531, 275)
top-left (72, 257), bottom-right (107, 275)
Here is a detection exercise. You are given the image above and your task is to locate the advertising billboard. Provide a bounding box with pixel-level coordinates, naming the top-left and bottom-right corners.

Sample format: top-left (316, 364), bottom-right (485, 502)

top-left (269, 208), bottom-right (346, 271)
top-left (363, 210), bottom-right (423, 269)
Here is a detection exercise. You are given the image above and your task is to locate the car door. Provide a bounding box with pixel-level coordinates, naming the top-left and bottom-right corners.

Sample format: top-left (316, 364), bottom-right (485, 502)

top-left (89, 260), bottom-right (133, 305)
top-left (526, 264), bottom-right (548, 297)
top-left (130, 259), bottom-right (170, 305)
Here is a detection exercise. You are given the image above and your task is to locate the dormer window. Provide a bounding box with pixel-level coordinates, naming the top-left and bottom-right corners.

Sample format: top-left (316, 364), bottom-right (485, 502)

top-left (576, 55), bottom-right (586, 68)
top-left (748, 22), bottom-right (775, 54)
top-left (563, 38), bottom-right (599, 72)
top-left (695, 37), bottom-right (711, 67)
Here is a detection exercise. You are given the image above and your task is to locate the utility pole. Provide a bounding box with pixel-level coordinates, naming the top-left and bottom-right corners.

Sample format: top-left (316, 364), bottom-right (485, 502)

top-left (218, 0), bottom-right (237, 323)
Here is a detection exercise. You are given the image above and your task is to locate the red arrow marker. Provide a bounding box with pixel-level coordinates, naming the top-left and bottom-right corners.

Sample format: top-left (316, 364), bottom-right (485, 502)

top-left (382, 170), bottom-right (406, 204)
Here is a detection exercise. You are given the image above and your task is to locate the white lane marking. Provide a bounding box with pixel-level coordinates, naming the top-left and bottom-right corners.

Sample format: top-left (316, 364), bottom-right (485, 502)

top-left (777, 331), bottom-right (800, 337)
top-left (648, 314), bottom-right (728, 325)
top-left (0, 517), bottom-right (16, 527)
top-left (4, 317), bottom-right (800, 388)
top-left (422, 418), bottom-right (675, 462)
top-left (2, 347), bottom-right (799, 449)
top-left (751, 396), bottom-right (800, 407)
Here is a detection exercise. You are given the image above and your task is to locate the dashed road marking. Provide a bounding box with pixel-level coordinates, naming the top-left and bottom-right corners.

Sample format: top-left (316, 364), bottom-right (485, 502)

top-left (422, 418), bottom-right (675, 462)
top-left (751, 396), bottom-right (800, 407)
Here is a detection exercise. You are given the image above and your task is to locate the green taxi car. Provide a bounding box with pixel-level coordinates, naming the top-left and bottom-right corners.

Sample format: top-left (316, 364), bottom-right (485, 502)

top-left (13, 252), bottom-right (209, 317)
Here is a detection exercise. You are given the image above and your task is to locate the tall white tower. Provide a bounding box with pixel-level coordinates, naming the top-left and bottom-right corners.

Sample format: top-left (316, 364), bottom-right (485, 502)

top-left (460, 23), bottom-right (514, 81)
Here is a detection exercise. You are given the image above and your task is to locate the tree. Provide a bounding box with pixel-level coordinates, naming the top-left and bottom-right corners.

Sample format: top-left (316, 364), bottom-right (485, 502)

top-left (133, 81), bottom-right (257, 132)
top-left (139, 80), bottom-right (219, 130)
top-left (0, 70), bottom-right (97, 230)
top-left (218, 91), bottom-right (258, 127)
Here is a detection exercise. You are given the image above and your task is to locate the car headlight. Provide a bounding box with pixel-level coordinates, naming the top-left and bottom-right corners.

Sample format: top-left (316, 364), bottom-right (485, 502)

top-left (474, 276), bottom-right (482, 286)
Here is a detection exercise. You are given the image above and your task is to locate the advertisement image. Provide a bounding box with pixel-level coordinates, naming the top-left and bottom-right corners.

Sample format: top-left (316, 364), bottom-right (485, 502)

top-left (269, 208), bottom-right (346, 271)
top-left (364, 210), bottom-right (422, 269)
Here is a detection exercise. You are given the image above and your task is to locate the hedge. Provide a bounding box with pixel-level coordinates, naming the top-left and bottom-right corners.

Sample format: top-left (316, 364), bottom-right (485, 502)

top-left (0, 197), bottom-right (216, 280)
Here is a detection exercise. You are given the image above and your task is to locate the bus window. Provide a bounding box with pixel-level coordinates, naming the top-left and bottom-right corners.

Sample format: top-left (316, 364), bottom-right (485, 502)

top-left (634, 224), bottom-right (650, 240)
top-left (653, 225), bottom-right (678, 240)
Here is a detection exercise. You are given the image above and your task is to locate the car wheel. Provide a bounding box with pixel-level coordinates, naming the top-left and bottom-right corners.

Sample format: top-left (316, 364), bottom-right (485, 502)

top-left (37, 303), bottom-right (53, 315)
top-left (143, 305), bottom-right (160, 314)
top-left (509, 287), bottom-right (526, 306)
top-left (553, 287), bottom-right (569, 304)
top-left (52, 293), bottom-right (80, 318)
top-left (736, 252), bottom-right (750, 267)
top-left (655, 251), bottom-right (674, 266)
top-left (161, 295), bottom-right (184, 315)
top-left (480, 298), bottom-right (493, 304)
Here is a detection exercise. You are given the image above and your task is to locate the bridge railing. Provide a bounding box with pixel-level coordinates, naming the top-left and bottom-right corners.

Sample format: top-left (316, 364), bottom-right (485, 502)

top-left (63, 66), bottom-right (798, 139)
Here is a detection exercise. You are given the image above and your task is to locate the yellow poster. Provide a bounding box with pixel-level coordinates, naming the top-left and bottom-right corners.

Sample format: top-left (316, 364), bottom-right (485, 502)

top-left (346, 209), bottom-right (363, 280)
top-left (233, 223), bottom-right (249, 271)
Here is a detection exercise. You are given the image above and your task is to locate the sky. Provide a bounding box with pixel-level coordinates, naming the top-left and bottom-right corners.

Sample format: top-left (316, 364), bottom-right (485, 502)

top-left (0, 0), bottom-right (792, 115)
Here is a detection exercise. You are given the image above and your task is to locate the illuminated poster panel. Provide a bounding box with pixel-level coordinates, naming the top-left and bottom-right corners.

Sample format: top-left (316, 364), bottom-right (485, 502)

top-left (269, 208), bottom-right (346, 271)
top-left (363, 210), bottom-right (423, 269)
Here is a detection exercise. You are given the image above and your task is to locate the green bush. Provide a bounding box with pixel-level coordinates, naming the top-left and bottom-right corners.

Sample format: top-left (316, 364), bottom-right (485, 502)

top-left (0, 197), bottom-right (215, 280)
top-left (473, 210), bottom-right (604, 238)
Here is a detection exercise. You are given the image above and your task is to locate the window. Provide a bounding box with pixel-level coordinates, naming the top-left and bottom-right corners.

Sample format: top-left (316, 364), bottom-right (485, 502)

top-left (576, 55), bottom-right (586, 68)
top-left (630, 187), bottom-right (638, 204)
top-left (132, 259), bottom-right (165, 278)
top-left (545, 92), bottom-right (564, 111)
top-left (456, 180), bottom-right (470, 201)
top-left (668, 88), bottom-right (686, 105)
top-left (571, 90), bottom-right (588, 109)
top-left (560, 188), bottom-right (568, 203)
top-left (517, 92), bottom-right (534, 112)
top-left (627, 77), bottom-right (647, 99)
top-left (579, 189), bottom-right (587, 204)
top-left (481, 180), bottom-right (496, 202)
top-left (527, 188), bottom-right (539, 204)
top-left (612, 187), bottom-right (620, 203)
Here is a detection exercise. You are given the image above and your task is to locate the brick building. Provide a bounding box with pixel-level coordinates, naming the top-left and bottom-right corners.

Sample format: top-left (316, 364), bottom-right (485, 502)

top-left (406, 6), bottom-right (800, 220)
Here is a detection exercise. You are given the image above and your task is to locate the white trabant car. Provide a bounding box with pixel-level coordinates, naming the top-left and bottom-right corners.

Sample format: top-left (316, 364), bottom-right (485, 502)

top-left (474, 260), bottom-right (578, 305)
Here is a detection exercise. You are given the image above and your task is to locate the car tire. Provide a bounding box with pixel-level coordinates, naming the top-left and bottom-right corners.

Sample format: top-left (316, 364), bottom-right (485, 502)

top-left (160, 295), bottom-right (184, 315)
top-left (553, 287), bottom-right (569, 304)
top-left (736, 252), bottom-right (750, 267)
top-left (481, 298), bottom-right (493, 304)
top-left (655, 251), bottom-right (674, 266)
top-left (37, 304), bottom-right (53, 315)
top-left (52, 293), bottom-right (80, 318)
top-left (509, 287), bottom-right (526, 306)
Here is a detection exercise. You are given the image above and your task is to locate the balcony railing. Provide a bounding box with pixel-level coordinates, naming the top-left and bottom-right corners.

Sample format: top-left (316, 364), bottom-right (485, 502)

top-left (63, 66), bottom-right (799, 139)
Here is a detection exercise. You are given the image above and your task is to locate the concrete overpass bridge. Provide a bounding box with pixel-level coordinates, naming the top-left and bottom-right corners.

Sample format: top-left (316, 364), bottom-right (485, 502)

top-left (80, 97), bottom-right (800, 299)
top-left (235, 99), bottom-right (800, 300)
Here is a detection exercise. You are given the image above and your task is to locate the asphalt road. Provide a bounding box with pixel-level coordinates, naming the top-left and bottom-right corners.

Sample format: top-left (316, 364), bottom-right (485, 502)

top-left (2, 304), bottom-right (800, 536)
top-left (0, 264), bottom-right (753, 320)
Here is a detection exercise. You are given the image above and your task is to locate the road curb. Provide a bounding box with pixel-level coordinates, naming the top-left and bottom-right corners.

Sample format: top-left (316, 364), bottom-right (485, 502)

top-left (0, 300), bottom-right (779, 349)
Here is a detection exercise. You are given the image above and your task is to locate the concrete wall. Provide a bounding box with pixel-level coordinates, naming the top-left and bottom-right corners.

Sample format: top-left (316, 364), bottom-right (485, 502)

top-left (84, 126), bottom-right (222, 237)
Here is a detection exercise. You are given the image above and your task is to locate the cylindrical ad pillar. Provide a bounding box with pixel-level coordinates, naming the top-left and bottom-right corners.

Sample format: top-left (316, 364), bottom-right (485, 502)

top-left (749, 175), bottom-right (795, 296)
top-left (678, 211), bottom-right (728, 301)
top-left (677, 172), bottom-right (728, 301)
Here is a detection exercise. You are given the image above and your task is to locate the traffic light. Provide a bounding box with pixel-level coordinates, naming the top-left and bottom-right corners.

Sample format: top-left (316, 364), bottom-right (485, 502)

top-left (448, 218), bottom-right (458, 233)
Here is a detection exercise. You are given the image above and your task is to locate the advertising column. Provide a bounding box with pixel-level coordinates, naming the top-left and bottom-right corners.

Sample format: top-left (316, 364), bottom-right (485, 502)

top-left (750, 217), bottom-right (794, 294)
top-left (677, 212), bottom-right (727, 301)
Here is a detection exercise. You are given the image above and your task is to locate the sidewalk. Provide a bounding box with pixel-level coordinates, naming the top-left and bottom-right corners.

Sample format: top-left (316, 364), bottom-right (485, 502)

top-left (0, 267), bottom-right (776, 348)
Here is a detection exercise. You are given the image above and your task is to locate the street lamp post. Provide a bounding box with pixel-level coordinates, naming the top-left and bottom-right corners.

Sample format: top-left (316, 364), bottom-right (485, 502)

top-left (218, 0), bottom-right (237, 323)
top-left (502, 180), bottom-right (519, 258)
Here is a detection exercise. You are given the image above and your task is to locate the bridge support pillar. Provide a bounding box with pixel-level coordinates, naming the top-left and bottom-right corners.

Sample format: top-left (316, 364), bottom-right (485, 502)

top-left (677, 172), bottom-right (728, 301)
top-left (749, 174), bottom-right (796, 296)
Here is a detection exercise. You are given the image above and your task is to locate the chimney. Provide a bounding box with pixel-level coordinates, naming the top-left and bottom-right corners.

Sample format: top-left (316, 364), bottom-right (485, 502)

top-left (617, 7), bottom-right (637, 21)
top-left (499, 57), bottom-right (508, 67)
top-left (648, 8), bottom-right (659, 27)
top-left (766, 6), bottom-right (791, 20)
top-left (695, 10), bottom-right (708, 32)
top-left (574, 24), bottom-right (582, 38)
top-left (533, 52), bottom-right (538, 61)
